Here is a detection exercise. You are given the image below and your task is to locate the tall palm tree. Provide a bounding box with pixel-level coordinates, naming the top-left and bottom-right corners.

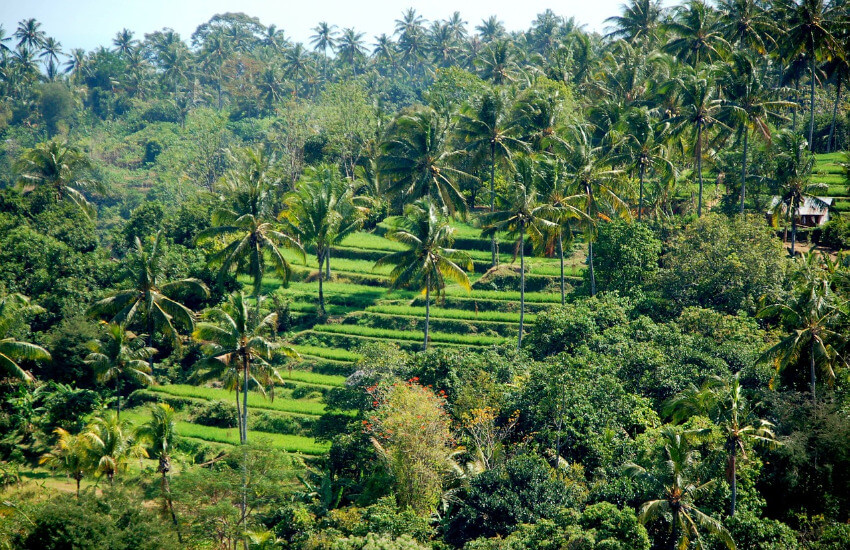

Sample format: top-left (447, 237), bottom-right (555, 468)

top-left (779, 0), bottom-right (843, 149)
top-left (15, 138), bottom-right (101, 218)
top-left (375, 199), bottom-right (472, 351)
top-left (283, 43), bottom-right (313, 98)
top-left (610, 107), bottom-right (676, 221)
top-left (721, 54), bottom-right (794, 213)
top-left (456, 88), bottom-right (527, 265)
top-left (626, 428), bottom-right (736, 550)
top-left (199, 32), bottom-right (231, 110)
top-left (373, 34), bottom-right (398, 75)
top-left (85, 322), bottom-right (155, 420)
top-left (667, 68), bottom-right (730, 216)
top-left (663, 0), bottom-right (730, 67)
top-left (40, 428), bottom-right (89, 498)
top-left (476, 40), bottom-right (517, 85)
top-left (39, 37), bottom-right (63, 79)
top-left (14, 18), bottom-right (45, 51)
top-left (310, 22), bottom-right (338, 73)
top-left (823, 46), bottom-right (850, 152)
top-left (0, 294), bottom-right (50, 383)
top-left (566, 125), bottom-right (628, 296)
top-left (665, 373), bottom-right (778, 516)
top-left (717, 0), bottom-right (779, 55)
top-left (380, 107), bottom-right (472, 215)
top-left (112, 28), bottom-right (137, 56)
top-left (82, 411), bottom-right (146, 485)
top-left (192, 292), bottom-right (292, 444)
top-left (196, 147), bottom-right (304, 296)
top-left (136, 403), bottom-right (181, 539)
top-left (759, 274), bottom-right (846, 406)
top-left (337, 28), bottom-right (367, 73)
top-left (605, 0), bottom-right (664, 44)
top-left (771, 131), bottom-right (825, 256)
top-left (89, 232), bottom-right (208, 363)
top-left (481, 160), bottom-right (558, 348)
top-left (476, 16), bottom-right (506, 43)
top-left (281, 164), bottom-right (363, 316)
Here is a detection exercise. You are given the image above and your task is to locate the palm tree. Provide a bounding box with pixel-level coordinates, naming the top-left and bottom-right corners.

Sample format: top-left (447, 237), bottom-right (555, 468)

top-left (85, 322), bottom-right (155, 420)
top-left (823, 47), bottom-right (850, 153)
top-left (779, 0), bottom-right (843, 149)
top-left (0, 294), bottom-right (50, 383)
top-left (14, 18), bottom-right (45, 51)
top-left (192, 292), bottom-right (293, 444)
top-left (375, 199), bottom-right (472, 351)
top-left (605, 0), bottom-right (664, 44)
top-left (380, 107), bottom-right (472, 215)
top-left (771, 131), bottom-right (825, 256)
top-left (566, 125), bottom-right (628, 296)
top-left (476, 40), bottom-right (517, 85)
top-left (717, 0), bottom-right (779, 55)
top-left (663, 0), bottom-right (730, 67)
top-left (759, 276), bottom-right (846, 406)
top-left (40, 428), bottom-right (89, 498)
top-left (373, 34), bottom-right (398, 75)
top-left (482, 160), bottom-right (559, 348)
top-left (311, 22), bottom-right (338, 78)
top-left (39, 37), bottom-right (63, 79)
top-left (625, 427), bottom-right (736, 550)
top-left (281, 164), bottom-right (363, 317)
top-left (665, 373), bottom-right (778, 516)
top-left (337, 28), bottom-right (367, 73)
top-left (610, 107), bottom-right (676, 221)
top-left (668, 68), bottom-right (730, 216)
top-left (112, 28), bottom-right (137, 56)
top-left (15, 138), bottom-right (101, 218)
top-left (456, 88), bottom-right (527, 265)
top-left (721, 54), bottom-right (794, 213)
top-left (83, 412), bottom-right (146, 485)
top-left (196, 147), bottom-right (304, 296)
top-left (199, 32), bottom-right (231, 110)
top-left (283, 43), bottom-right (313, 98)
top-left (64, 48), bottom-right (87, 83)
top-left (89, 232), bottom-right (208, 363)
top-left (476, 16), bottom-right (506, 43)
top-left (136, 403), bottom-right (181, 539)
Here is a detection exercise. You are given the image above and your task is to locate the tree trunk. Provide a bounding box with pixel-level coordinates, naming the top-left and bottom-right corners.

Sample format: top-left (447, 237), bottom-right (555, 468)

top-left (696, 124), bottom-right (704, 217)
top-left (810, 340), bottom-right (817, 406)
top-left (75, 475), bottom-right (81, 499)
top-left (326, 247), bottom-right (331, 280)
top-left (235, 377), bottom-right (243, 443)
top-left (809, 54), bottom-right (816, 151)
top-left (317, 251), bottom-right (326, 318)
top-left (638, 163), bottom-right (645, 222)
top-left (829, 79), bottom-right (841, 153)
top-left (730, 442), bottom-right (738, 517)
top-left (241, 353), bottom-right (249, 445)
top-left (791, 209), bottom-right (797, 257)
top-left (424, 274), bottom-right (430, 351)
top-left (161, 458), bottom-right (183, 543)
top-left (116, 378), bottom-right (122, 421)
top-left (793, 78), bottom-right (799, 131)
top-left (558, 229), bottom-right (565, 306)
top-left (490, 143), bottom-right (499, 267)
top-left (670, 507), bottom-right (680, 550)
top-left (588, 241), bottom-right (596, 297)
top-left (519, 228), bottom-right (525, 349)
top-left (740, 129), bottom-right (748, 214)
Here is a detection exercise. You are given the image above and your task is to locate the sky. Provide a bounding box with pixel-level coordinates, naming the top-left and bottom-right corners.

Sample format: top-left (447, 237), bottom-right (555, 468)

top-left (0, 0), bottom-right (677, 53)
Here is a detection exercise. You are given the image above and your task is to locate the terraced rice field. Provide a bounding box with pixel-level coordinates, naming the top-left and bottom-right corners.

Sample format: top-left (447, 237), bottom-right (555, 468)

top-left (138, 217), bottom-right (583, 457)
top-left (814, 152), bottom-right (849, 213)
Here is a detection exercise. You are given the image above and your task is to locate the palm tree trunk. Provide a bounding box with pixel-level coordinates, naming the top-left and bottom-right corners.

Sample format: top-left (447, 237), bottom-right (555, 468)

top-left (326, 248), bottom-right (331, 279)
top-left (638, 163), bottom-right (645, 222)
top-left (588, 241), bottom-right (596, 297)
top-left (161, 460), bottom-right (183, 543)
top-left (793, 78), bottom-right (799, 131)
top-left (558, 229), bottom-right (565, 306)
top-left (809, 54), bottom-right (816, 150)
top-left (696, 124), bottom-right (704, 217)
top-left (740, 129), bottom-right (748, 214)
top-left (519, 229), bottom-right (525, 349)
top-left (829, 79), bottom-right (841, 153)
top-left (75, 475), bottom-right (81, 498)
top-left (791, 209), bottom-right (797, 257)
top-left (730, 442), bottom-right (737, 517)
top-left (810, 340), bottom-right (817, 406)
top-left (317, 251), bottom-right (326, 318)
top-left (116, 378), bottom-right (122, 421)
top-left (490, 143), bottom-right (498, 267)
top-left (670, 508), bottom-right (680, 550)
top-left (235, 379), bottom-right (243, 443)
top-left (241, 353), bottom-right (249, 445)
top-left (424, 273), bottom-right (430, 351)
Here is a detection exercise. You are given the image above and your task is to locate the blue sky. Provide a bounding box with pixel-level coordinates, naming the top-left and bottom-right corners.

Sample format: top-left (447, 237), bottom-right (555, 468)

top-left (0, 1), bottom-right (676, 53)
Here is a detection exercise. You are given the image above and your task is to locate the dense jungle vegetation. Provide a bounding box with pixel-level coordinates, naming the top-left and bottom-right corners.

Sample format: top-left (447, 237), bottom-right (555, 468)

top-left (2, 1), bottom-right (850, 548)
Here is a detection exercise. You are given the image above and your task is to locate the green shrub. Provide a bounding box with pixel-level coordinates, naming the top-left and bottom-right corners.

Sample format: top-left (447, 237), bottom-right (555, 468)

top-left (191, 400), bottom-right (238, 428)
top-left (814, 216), bottom-right (850, 249)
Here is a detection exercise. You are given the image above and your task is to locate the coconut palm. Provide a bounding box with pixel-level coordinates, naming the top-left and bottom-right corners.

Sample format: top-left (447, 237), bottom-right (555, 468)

top-left (778, 0), bottom-right (843, 149)
top-left (482, 158), bottom-right (559, 348)
top-left (0, 294), bottom-right (50, 383)
top-left (136, 403), bottom-right (181, 539)
top-left (375, 199), bottom-right (472, 351)
top-left (82, 411), bottom-right (147, 484)
top-left (380, 107), bottom-right (472, 215)
top-left (281, 164), bottom-right (363, 317)
top-left (192, 292), bottom-right (294, 444)
top-left (476, 16), bottom-right (506, 43)
top-left (456, 88), bottom-right (528, 265)
top-left (605, 0), bottom-right (664, 44)
top-left (85, 322), bottom-right (155, 420)
top-left (112, 28), bottom-right (137, 56)
top-left (720, 54), bottom-right (794, 213)
top-left (40, 428), bottom-right (89, 498)
top-left (663, 0), bottom-right (730, 67)
top-left (665, 372), bottom-right (779, 516)
top-left (198, 32), bottom-right (231, 109)
top-left (89, 231), bottom-right (208, 361)
top-left (39, 37), bottom-right (63, 79)
top-left (337, 28), bottom-right (367, 73)
top-left (283, 43), bottom-right (313, 98)
top-left (822, 49), bottom-right (850, 153)
top-left (717, 0), bottom-right (779, 55)
top-left (14, 18), bottom-right (45, 51)
top-left (565, 125), bottom-right (628, 296)
top-left (197, 147), bottom-right (304, 296)
top-left (15, 138), bottom-right (101, 218)
top-left (311, 21), bottom-right (338, 78)
top-left (770, 131), bottom-right (826, 256)
top-left (476, 40), bottom-right (517, 85)
top-left (625, 427), bottom-right (736, 550)
top-left (759, 275), bottom-right (846, 406)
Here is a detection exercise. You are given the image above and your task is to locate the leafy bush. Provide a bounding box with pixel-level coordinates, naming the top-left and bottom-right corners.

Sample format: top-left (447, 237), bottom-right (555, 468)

top-left (814, 216), bottom-right (850, 249)
top-left (586, 220), bottom-right (661, 295)
top-left (191, 400), bottom-right (238, 428)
